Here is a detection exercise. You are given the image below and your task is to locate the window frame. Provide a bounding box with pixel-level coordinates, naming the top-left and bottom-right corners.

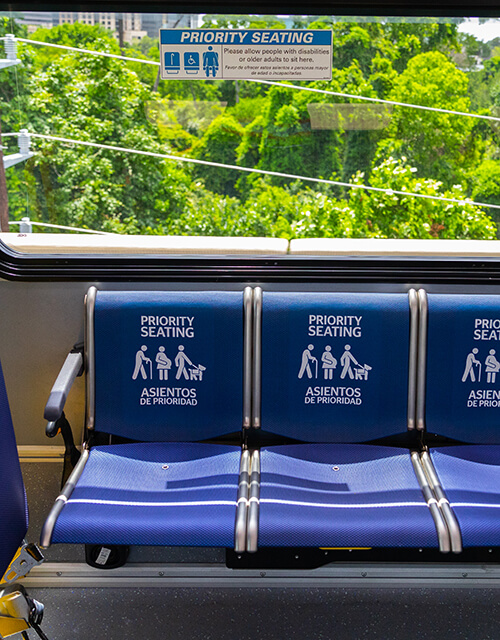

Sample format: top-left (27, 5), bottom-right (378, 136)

top-left (2, 0), bottom-right (500, 283)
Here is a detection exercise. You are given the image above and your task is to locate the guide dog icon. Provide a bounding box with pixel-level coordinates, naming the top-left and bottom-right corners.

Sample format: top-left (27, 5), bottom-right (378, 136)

top-left (175, 345), bottom-right (206, 381)
top-left (189, 364), bottom-right (206, 381)
top-left (340, 345), bottom-right (372, 381)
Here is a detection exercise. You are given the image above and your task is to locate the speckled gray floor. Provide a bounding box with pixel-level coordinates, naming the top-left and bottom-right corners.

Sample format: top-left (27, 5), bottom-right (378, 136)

top-left (28, 586), bottom-right (500, 640)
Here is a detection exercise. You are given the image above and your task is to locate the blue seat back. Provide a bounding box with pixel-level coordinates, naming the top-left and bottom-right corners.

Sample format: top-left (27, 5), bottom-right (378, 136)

top-left (260, 292), bottom-right (412, 442)
top-left (426, 293), bottom-right (500, 443)
top-left (92, 290), bottom-right (244, 441)
top-left (0, 361), bottom-right (28, 578)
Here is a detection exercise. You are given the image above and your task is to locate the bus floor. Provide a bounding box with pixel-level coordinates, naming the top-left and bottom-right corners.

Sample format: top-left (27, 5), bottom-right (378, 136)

top-left (26, 585), bottom-right (500, 639)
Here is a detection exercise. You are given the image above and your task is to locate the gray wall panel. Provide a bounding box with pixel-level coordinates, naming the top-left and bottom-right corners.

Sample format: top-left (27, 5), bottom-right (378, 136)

top-left (4, 277), bottom-right (500, 445)
top-left (0, 280), bottom-right (89, 445)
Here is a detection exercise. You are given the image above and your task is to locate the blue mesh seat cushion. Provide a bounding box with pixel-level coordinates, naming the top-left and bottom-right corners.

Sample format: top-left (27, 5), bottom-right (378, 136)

top-left (430, 446), bottom-right (500, 547)
top-left (259, 444), bottom-right (438, 548)
top-left (0, 362), bottom-right (28, 578)
top-left (52, 443), bottom-right (241, 547)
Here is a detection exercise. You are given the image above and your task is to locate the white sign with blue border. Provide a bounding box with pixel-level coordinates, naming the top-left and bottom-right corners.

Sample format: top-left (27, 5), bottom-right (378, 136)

top-left (159, 30), bottom-right (332, 81)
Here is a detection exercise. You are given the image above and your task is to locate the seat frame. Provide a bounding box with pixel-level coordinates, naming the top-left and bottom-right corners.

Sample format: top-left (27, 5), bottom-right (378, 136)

top-left (41, 286), bottom-right (255, 553)
top-left (41, 285), bottom-right (492, 556)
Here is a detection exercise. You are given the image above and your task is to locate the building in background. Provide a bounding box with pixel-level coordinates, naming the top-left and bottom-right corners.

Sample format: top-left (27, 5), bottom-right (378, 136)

top-left (15, 11), bottom-right (58, 32)
top-left (15, 12), bottom-right (200, 40)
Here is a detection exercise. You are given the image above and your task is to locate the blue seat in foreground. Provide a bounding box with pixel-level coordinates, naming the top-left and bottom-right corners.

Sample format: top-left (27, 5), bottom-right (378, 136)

top-left (422, 292), bottom-right (500, 548)
top-left (0, 361), bottom-right (47, 640)
top-left (41, 288), bottom-right (251, 551)
top-left (0, 360), bottom-right (28, 578)
top-left (253, 290), bottom-right (445, 551)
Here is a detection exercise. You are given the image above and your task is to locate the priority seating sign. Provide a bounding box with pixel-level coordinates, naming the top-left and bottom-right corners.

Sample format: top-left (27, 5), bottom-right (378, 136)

top-left (159, 29), bottom-right (332, 81)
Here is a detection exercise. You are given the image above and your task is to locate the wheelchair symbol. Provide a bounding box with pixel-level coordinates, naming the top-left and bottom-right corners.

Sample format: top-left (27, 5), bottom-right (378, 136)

top-left (184, 52), bottom-right (200, 74)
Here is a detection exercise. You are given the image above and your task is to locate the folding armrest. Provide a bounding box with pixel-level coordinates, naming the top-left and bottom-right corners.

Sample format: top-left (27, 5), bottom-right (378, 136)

top-left (44, 347), bottom-right (83, 423)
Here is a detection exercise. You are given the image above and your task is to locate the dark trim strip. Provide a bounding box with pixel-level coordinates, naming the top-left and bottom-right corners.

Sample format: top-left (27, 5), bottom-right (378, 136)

top-left (4, 243), bottom-right (500, 284)
top-left (1, 2), bottom-right (499, 16)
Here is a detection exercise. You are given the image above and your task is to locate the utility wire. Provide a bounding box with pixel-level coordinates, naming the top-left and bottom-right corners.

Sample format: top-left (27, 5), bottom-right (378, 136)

top-left (9, 36), bottom-right (500, 124)
top-left (8, 220), bottom-right (113, 234)
top-left (14, 37), bottom-right (160, 65)
top-left (4, 131), bottom-right (499, 211)
top-left (246, 79), bottom-right (500, 124)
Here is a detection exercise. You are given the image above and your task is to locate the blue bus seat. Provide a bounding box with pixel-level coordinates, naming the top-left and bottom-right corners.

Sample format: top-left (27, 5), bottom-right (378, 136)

top-left (50, 443), bottom-right (242, 546)
top-left (41, 288), bottom-right (250, 551)
top-left (427, 446), bottom-right (500, 548)
top-left (253, 290), bottom-right (445, 551)
top-left (422, 292), bottom-right (500, 548)
top-left (258, 443), bottom-right (439, 549)
top-left (0, 360), bottom-right (28, 578)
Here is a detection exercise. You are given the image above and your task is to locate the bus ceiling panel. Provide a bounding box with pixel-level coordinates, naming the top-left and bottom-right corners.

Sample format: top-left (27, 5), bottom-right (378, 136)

top-left (1, 0), bottom-right (500, 16)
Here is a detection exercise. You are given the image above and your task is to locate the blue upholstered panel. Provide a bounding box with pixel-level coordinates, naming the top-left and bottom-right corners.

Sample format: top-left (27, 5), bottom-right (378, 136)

top-left (427, 294), bottom-right (500, 443)
top-left (430, 446), bottom-right (500, 547)
top-left (52, 443), bottom-right (241, 546)
top-left (261, 292), bottom-right (410, 442)
top-left (259, 444), bottom-right (438, 548)
top-left (94, 290), bottom-right (243, 441)
top-left (0, 361), bottom-right (28, 577)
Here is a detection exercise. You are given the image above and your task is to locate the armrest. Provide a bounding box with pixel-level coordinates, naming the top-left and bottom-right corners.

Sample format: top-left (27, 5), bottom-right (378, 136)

top-left (44, 350), bottom-right (84, 422)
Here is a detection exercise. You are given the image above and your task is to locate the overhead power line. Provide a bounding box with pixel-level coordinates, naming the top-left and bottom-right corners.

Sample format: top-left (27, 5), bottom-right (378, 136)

top-left (14, 37), bottom-right (160, 65)
top-left (4, 130), bottom-right (499, 211)
top-left (247, 79), bottom-right (500, 124)
top-left (10, 36), bottom-right (500, 124)
top-left (8, 219), bottom-right (113, 234)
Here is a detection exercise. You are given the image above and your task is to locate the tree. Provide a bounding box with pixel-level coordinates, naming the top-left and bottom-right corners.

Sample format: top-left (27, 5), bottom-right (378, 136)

top-left (192, 114), bottom-right (244, 196)
top-left (346, 157), bottom-right (496, 239)
top-left (377, 51), bottom-right (481, 187)
top-left (3, 18), bottom-right (498, 241)
top-left (251, 84), bottom-right (344, 185)
top-left (8, 23), bottom-right (193, 232)
top-left (472, 159), bottom-right (500, 224)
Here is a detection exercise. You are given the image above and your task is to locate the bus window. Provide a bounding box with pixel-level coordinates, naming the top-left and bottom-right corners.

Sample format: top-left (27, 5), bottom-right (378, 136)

top-left (0, 12), bottom-right (499, 255)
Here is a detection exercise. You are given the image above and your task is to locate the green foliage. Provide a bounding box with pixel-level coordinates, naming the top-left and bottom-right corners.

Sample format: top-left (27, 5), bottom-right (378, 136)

top-left (378, 51), bottom-right (481, 186)
top-left (192, 114), bottom-right (244, 195)
top-left (346, 157), bottom-right (496, 239)
top-left (255, 84), bottom-right (343, 184)
top-left (202, 15), bottom-right (286, 29)
top-left (2, 19), bottom-right (499, 241)
top-left (154, 157), bottom-right (496, 241)
top-left (472, 159), bottom-right (500, 225)
top-left (7, 24), bottom-right (193, 231)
